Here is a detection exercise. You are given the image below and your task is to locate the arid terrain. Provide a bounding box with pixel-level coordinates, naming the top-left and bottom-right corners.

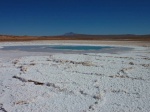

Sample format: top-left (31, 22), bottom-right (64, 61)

top-left (0, 34), bottom-right (150, 41)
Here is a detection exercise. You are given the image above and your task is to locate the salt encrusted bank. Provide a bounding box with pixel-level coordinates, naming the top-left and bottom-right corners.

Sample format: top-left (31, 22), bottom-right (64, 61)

top-left (0, 42), bottom-right (150, 112)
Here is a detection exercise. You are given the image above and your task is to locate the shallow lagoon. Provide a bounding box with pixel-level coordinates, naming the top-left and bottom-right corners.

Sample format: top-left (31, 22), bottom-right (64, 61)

top-left (1, 45), bottom-right (132, 53)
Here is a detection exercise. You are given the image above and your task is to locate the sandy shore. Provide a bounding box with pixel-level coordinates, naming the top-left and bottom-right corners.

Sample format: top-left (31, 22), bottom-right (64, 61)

top-left (0, 41), bottom-right (150, 112)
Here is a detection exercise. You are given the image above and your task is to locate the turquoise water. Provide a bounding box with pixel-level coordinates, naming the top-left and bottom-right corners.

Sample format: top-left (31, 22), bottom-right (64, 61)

top-left (2, 45), bottom-right (111, 51)
top-left (49, 45), bottom-right (111, 50)
top-left (1, 45), bottom-right (132, 53)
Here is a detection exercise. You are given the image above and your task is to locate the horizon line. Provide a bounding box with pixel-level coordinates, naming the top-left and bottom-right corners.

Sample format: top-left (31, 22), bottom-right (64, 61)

top-left (0, 33), bottom-right (150, 37)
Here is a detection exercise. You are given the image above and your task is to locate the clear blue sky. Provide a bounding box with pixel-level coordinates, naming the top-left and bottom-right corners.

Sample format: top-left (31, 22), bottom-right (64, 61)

top-left (0, 0), bottom-right (150, 36)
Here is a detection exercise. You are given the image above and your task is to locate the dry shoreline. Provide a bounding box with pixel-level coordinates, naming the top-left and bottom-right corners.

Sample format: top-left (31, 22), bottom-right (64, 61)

top-left (36, 40), bottom-right (150, 47)
top-left (0, 40), bottom-right (150, 47)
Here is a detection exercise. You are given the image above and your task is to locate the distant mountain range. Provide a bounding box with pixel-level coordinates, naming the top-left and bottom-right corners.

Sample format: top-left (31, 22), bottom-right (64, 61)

top-left (63, 32), bottom-right (77, 36)
top-left (0, 33), bottom-right (150, 41)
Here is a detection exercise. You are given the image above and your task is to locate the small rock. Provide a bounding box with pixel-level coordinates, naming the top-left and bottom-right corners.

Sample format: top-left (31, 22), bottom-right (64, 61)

top-left (141, 64), bottom-right (150, 67)
top-left (93, 94), bottom-right (101, 100)
top-left (82, 61), bottom-right (94, 66)
top-left (95, 101), bottom-right (98, 104)
top-left (129, 62), bottom-right (134, 65)
top-left (30, 63), bottom-right (36, 66)
top-left (89, 105), bottom-right (94, 110)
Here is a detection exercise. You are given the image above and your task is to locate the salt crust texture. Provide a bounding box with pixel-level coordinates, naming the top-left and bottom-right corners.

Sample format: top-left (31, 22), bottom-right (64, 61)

top-left (0, 42), bottom-right (150, 112)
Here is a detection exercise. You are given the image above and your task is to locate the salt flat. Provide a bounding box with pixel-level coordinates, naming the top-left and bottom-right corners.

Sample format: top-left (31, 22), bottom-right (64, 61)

top-left (0, 42), bottom-right (150, 112)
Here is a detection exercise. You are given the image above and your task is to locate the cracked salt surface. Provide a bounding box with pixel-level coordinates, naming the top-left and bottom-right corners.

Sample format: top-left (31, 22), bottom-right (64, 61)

top-left (0, 42), bottom-right (150, 112)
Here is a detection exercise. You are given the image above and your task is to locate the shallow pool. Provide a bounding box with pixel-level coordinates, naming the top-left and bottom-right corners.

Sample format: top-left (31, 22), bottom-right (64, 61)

top-left (1, 45), bottom-right (132, 53)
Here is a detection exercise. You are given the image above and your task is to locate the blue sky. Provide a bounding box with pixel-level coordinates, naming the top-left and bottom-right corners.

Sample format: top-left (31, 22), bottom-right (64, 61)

top-left (0, 0), bottom-right (150, 36)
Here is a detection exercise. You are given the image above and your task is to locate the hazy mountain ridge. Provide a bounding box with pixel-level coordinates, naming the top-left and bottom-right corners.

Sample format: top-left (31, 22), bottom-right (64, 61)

top-left (0, 33), bottom-right (150, 41)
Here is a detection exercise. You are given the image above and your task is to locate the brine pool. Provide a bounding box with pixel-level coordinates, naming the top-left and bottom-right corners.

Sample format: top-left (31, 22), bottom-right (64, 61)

top-left (0, 45), bottom-right (132, 53)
